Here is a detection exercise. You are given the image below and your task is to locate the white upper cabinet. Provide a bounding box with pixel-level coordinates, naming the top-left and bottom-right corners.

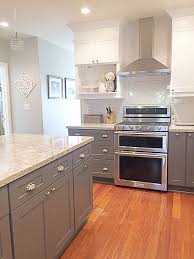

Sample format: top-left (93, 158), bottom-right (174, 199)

top-left (169, 8), bottom-right (194, 94)
top-left (74, 27), bottom-right (119, 65)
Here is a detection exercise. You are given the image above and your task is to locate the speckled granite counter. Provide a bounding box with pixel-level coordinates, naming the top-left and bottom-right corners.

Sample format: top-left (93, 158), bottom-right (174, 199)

top-left (169, 124), bottom-right (194, 132)
top-left (0, 134), bottom-right (94, 188)
top-left (66, 123), bottom-right (115, 130)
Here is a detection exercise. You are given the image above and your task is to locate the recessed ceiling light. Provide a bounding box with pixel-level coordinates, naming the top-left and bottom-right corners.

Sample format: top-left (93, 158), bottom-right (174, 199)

top-left (81, 7), bottom-right (91, 15)
top-left (0, 21), bottom-right (9, 28)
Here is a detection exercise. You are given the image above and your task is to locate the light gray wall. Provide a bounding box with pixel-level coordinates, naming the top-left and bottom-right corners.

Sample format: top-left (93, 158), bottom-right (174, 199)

top-left (0, 39), bottom-right (9, 63)
top-left (9, 37), bottom-right (43, 134)
top-left (38, 38), bottom-right (80, 136)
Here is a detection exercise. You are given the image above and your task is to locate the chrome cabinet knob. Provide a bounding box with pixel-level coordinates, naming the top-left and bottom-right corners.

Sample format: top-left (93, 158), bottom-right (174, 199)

top-left (26, 183), bottom-right (36, 192)
top-left (102, 134), bottom-right (108, 138)
top-left (176, 133), bottom-right (179, 136)
top-left (102, 149), bottom-right (108, 153)
top-left (80, 153), bottom-right (86, 158)
top-left (189, 133), bottom-right (192, 137)
top-left (102, 168), bottom-right (108, 171)
top-left (46, 191), bottom-right (50, 196)
top-left (57, 165), bottom-right (64, 172)
top-left (83, 164), bottom-right (87, 168)
top-left (51, 187), bottom-right (56, 192)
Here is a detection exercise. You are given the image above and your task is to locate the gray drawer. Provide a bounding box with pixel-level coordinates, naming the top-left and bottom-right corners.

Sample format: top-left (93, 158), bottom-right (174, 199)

top-left (0, 186), bottom-right (9, 220)
top-left (9, 154), bottom-right (73, 211)
top-left (91, 159), bottom-right (114, 179)
top-left (47, 153), bottom-right (72, 184)
top-left (68, 129), bottom-right (94, 137)
top-left (92, 144), bottom-right (114, 160)
top-left (95, 130), bottom-right (114, 144)
top-left (73, 144), bottom-right (91, 169)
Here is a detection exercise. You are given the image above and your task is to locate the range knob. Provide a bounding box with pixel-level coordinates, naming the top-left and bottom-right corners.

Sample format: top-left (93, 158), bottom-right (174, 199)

top-left (138, 126), bottom-right (142, 130)
top-left (147, 126), bottom-right (151, 130)
top-left (157, 126), bottom-right (161, 131)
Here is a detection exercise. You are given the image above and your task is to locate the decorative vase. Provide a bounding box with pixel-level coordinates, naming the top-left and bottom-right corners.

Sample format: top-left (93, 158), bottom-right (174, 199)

top-left (105, 81), bottom-right (115, 92)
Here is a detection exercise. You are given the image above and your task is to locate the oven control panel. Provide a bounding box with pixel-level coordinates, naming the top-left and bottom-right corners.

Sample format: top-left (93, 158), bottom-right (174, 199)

top-left (115, 124), bottom-right (168, 132)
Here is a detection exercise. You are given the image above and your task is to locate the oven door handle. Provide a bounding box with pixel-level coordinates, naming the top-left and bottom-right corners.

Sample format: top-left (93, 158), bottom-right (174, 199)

top-left (114, 131), bottom-right (168, 137)
top-left (114, 151), bottom-right (167, 159)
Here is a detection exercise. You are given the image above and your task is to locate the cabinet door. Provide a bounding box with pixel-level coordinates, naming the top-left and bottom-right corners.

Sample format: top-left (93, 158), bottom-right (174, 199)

top-left (0, 215), bottom-right (12, 259)
top-left (95, 40), bottom-right (118, 63)
top-left (44, 173), bottom-right (74, 259)
top-left (74, 161), bottom-right (93, 230)
top-left (186, 133), bottom-right (194, 187)
top-left (168, 132), bottom-right (186, 186)
top-left (75, 42), bottom-right (94, 65)
top-left (11, 191), bottom-right (46, 259)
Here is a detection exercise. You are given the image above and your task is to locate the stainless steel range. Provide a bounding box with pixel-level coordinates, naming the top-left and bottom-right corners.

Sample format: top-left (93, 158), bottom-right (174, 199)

top-left (114, 105), bottom-right (171, 191)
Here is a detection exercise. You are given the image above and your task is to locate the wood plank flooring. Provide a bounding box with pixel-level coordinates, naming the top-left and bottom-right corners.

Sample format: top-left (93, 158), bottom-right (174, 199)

top-left (61, 183), bottom-right (194, 259)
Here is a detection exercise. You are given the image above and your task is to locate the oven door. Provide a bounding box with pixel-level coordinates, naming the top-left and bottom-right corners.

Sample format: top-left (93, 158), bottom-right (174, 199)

top-left (114, 131), bottom-right (168, 153)
top-left (114, 151), bottom-right (167, 191)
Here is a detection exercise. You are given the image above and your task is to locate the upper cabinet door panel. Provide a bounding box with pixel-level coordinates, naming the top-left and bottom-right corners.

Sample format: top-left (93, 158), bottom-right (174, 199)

top-left (171, 30), bottom-right (194, 89)
top-left (75, 42), bottom-right (94, 65)
top-left (95, 40), bottom-right (118, 63)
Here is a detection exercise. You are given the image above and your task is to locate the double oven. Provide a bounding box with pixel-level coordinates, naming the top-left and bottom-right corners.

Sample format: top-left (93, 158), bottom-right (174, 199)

top-left (114, 106), bottom-right (170, 191)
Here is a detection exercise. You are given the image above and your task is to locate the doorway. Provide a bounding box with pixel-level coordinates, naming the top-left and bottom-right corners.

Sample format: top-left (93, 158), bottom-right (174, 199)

top-left (0, 63), bottom-right (12, 135)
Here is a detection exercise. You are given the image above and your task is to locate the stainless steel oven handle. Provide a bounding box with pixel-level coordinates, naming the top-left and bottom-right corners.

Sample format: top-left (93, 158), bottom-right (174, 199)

top-left (114, 151), bottom-right (167, 159)
top-left (114, 131), bottom-right (168, 137)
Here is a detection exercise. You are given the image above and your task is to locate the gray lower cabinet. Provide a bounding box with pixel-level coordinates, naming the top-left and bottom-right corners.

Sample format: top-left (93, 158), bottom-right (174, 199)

top-left (186, 133), bottom-right (194, 187)
top-left (168, 132), bottom-right (186, 186)
top-left (11, 190), bottom-right (47, 259)
top-left (44, 173), bottom-right (74, 259)
top-left (168, 132), bottom-right (194, 188)
top-left (74, 161), bottom-right (93, 230)
top-left (0, 186), bottom-right (12, 259)
top-left (11, 174), bottom-right (74, 259)
top-left (0, 215), bottom-right (12, 259)
top-left (68, 128), bottom-right (114, 179)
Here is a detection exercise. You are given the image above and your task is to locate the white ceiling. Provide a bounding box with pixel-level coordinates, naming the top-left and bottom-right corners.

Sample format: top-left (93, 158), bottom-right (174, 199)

top-left (0, 0), bottom-right (194, 50)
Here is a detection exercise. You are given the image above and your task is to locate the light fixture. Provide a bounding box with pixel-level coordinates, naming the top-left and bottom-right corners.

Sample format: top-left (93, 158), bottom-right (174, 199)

top-left (0, 21), bottom-right (9, 28)
top-left (10, 32), bottom-right (24, 52)
top-left (81, 7), bottom-right (91, 15)
top-left (10, 8), bottom-right (24, 52)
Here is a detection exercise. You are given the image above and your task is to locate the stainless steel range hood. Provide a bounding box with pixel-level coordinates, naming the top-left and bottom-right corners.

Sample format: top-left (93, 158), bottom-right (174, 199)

top-left (118, 17), bottom-right (171, 77)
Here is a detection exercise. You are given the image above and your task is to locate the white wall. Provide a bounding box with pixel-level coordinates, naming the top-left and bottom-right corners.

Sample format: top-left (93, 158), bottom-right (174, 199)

top-left (9, 37), bottom-right (43, 134)
top-left (0, 39), bottom-right (9, 63)
top-left (38, 38), bottom-right (81, 136)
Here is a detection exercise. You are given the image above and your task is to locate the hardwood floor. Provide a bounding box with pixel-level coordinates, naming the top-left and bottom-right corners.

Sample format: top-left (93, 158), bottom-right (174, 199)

top-left (61, 183), bottom-right (194, 259)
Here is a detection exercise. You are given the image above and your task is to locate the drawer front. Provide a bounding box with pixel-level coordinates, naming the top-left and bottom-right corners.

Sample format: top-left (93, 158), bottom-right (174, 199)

top-left (95, 130), bottom-right (114, 144)
top-left (91, 159), bottom-right (114, 179)
top-left (47, 154), bottom-right (72, 184)
top-left (92, 144), bottom-right (114, 160)
top-left (9, 154), bottom-right (73, 211)
top-left (9, 166), bottom-right (49, 211)
top-left (68, 129), bottom-right (94, 137)
top-left (0, 186), bottom-right (9, 220)
top-left (73, 144), bottom-right (91, 168)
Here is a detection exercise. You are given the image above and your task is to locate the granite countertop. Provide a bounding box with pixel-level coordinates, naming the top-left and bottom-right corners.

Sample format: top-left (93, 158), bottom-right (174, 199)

top-left (66, 123), bottom-right (116, 130)
top-left (169, 124), bottom-right (194, 133)
top-left (0, 134), bottom-right (94, 188)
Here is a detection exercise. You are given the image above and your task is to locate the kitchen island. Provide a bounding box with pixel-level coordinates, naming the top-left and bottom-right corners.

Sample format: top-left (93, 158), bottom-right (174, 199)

top-left (0, 134), bottom-right (94, 259)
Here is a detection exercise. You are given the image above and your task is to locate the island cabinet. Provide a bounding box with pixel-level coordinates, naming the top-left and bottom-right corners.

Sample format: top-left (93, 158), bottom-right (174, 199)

top-left (9, 143), bottom-right (92, 259)
top-left (0, 186), bottom-right (12, 259)
top-left (68, 128), bottom-right (114, 180)
top-left (168, 132), bottom-right (194, 189)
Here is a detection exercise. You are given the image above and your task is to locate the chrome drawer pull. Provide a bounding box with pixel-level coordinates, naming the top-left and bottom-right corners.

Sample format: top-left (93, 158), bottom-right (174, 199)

top-left (103, 168), bottom-right (108, 171)
top-left (51, 187), bottom-right (56, 192)
top-left (102, 134), bottom-right (108, 138)
top-left (189, 134), bottom-right (192, 137)
top-left (75, 133), bottom-right (80, 136)
top-left (80, 153), bottom-right (86, 158)
top-left (176, 133), bottom-right (179, 136)
top-left (46, 191), bottom-right (50, 196)
top-left (83, 164), bottom-right (87, 168)
top-left (26, 183), bottom-right (36, 192)
top-left (102, 149), bottom-right (108, 153)
top-left (57, 165), bottom-right (64, 172)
